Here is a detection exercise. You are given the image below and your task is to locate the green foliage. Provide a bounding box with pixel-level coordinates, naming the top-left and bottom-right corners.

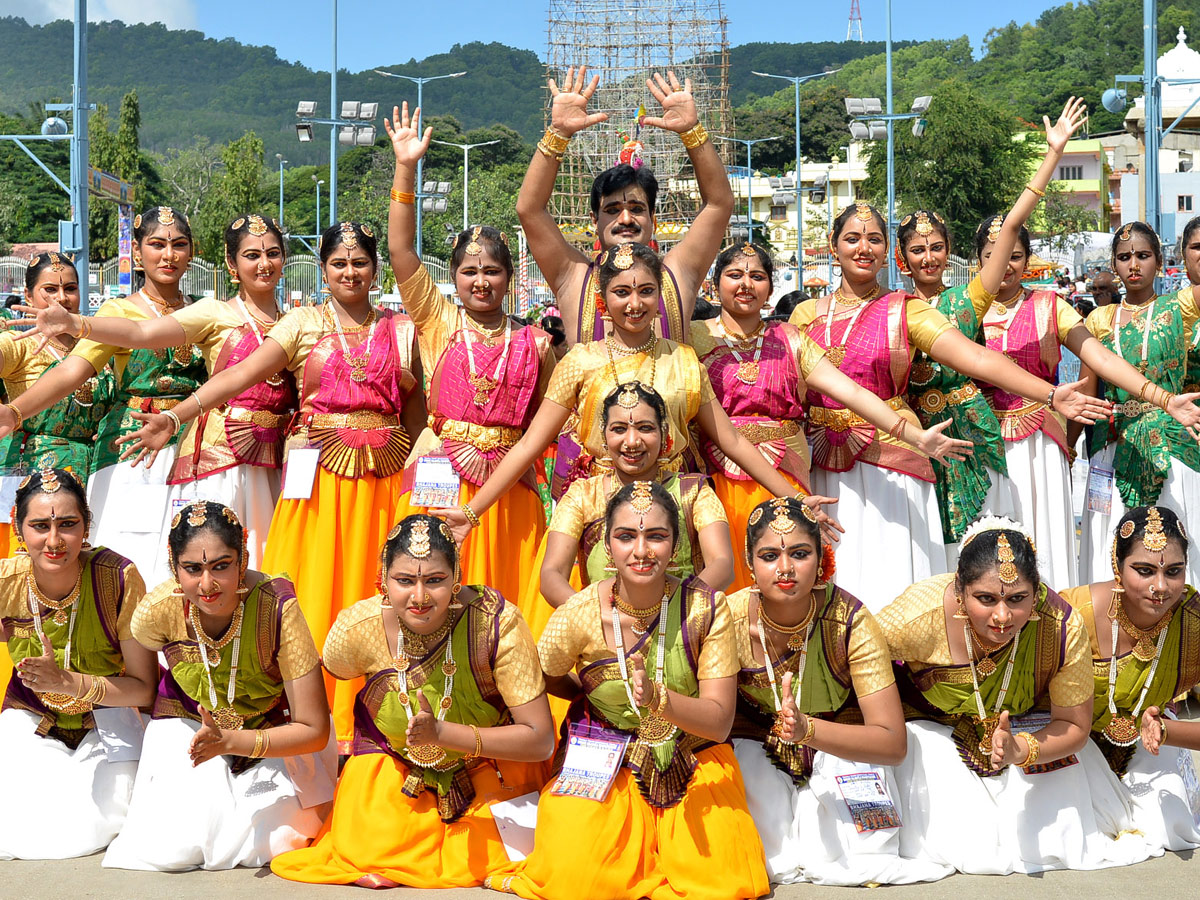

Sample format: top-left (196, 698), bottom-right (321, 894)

top-left (732, 83), bottom-right (852, 172)
top-left (861, 80), bottom-right (1035, 252)
top-left (1042, 184), bottom-right (1103, 255)
top-left (728, 41), bottom-right (917, 106)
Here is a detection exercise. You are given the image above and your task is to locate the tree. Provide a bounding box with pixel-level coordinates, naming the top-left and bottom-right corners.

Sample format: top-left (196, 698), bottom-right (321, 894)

top-left (861, 79), bottom-right (1035, 253)
top-left (159, 138), bottom-right (222, 222)
top-left (732, 84), bottom-right (851, 172)
top-left (1039, 184), bottom-right (1103, 257)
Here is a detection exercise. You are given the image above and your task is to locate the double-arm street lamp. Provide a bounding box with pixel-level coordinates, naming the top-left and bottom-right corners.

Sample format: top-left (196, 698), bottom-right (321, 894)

top-left (432, 139), bottom-right (500, 230)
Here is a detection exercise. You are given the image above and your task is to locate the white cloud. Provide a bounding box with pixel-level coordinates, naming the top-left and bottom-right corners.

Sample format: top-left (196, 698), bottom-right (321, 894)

top-left (1, 0), bottom-right (197, 29)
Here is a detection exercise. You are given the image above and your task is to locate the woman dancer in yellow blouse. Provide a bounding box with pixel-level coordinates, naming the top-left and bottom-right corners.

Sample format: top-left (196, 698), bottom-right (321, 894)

top-left (272, 514), bottom-right (554, 888)
top-left (487, 481), bottom-right (768, 899)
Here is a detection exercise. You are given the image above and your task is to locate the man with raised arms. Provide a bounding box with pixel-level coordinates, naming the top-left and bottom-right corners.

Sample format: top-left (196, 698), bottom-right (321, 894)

top-left (517, 66), bottom-right (734, 345)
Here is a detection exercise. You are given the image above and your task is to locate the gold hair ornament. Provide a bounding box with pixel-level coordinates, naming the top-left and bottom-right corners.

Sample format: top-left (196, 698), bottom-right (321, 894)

top-left (629, 481), bottom-right (654, 516)
top-left (740, 242), bottom-right (757, 258)
top-left (1119, 222), bottom-right (1134, 242)
top-left (186, 502), bottom-right (208, 528)
top-left (612, 244), bottom-right (635, 270)
top-left (133, 214), bottom-right (142, 229)
top-left (1143, 508), bottom-right (1169, 552)
top-left (408, 519), bottom-right (433, 559)
top-left (767, 498), bottom-right (798, 536)
top-left (987, 216), bottom-right (1002, 243)
top-left (914, 211), bottom-right (934, 236)
top-left (246, 214), bottom-right (269, 236)
top-left (748, 507), bottom-right (765, 527)
top-left (464, 226), bottom-right (483, 256)
top-left (360, 223), bottom-right (374, 238)
top-left (157, 206), bottom-right (176, 226)
top-left (1119, 520), bottom-right (1136, 540)
top-left (996, 533), bottom-right (1019, 585)
top-left (339, 222), bottom-right (358, 249)
top-left (854, 202), bottom-right (873, 223)
top-left (961, 515), bottom-right (1036, 553)
top-left (49, 252), bottom-right (65, 272)
top-left (35, 459), bottom-right (61, 494)
top-left (231, 217), bottom-right (245, 231)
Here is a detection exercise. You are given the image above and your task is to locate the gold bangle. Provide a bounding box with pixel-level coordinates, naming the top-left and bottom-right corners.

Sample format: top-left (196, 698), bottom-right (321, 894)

top-left (1160, 717), bottom-right (1169, 746)
top-left (650, 682), bottom-right (669, 715)
top-left (466, 724), bottom-right (483, 759)
top-left (1024, 183), bottom-right (1046, 198)
top-left (541, 127), bottom-right (570, 156)
top-left (250, 728), bottom-right (268, 759)
top-left (390, 188), bottom-right (415, 204)
top-left (1017, 731), bottom-right (1040, 767)
top-left (536, 140), bottom-right (564, 162)
top-left (191, 392), bottom-right (205, 417)
top-left (76, 315), bottom-right (93, 341)
top-left (795, 713), bottom-right (817, 746)
top-left (162, 409), bottom-right (183, 436)
top-left (1159, 389), bottom-right (1176, 412)
top-left (679, 122), bottom-right (709, 150)
top-left (1138, 380), bottom-right (1153, 402)
top-left (5, 402), bottom-right (23, 430)
top-left (461, 503), bottom-right (482, 528)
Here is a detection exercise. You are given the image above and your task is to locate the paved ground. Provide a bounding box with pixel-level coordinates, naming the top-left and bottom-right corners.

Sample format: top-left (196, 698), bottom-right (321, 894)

top-left (5, 847), bottom-right (1196, 899)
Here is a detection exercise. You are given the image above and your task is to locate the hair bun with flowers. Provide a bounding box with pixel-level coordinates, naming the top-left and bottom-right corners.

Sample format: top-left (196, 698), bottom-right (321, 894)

top-left (960, 514), bottom-right (1036, 553)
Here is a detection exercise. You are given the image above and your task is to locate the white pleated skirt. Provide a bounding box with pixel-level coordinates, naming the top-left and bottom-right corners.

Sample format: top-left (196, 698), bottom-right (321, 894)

top-left (894, 720), bottom-right (1154, 874)
top-left (980, 431), bottom-right (1077, 590)
top-left (1116, 726), bottom-right (1200, 853)
top-left (102, 716), bottom-right (336, 872)
top-left (1077, 443), bottom-right (1200, 587)
top-left (733, 737), bottom-right (952, 886)
top-left (811, 462), bottom-right (944, 612)
top-left (87, 447), bottom-right (178, 581)
top-left (0, 709), bottom-right (137, 859)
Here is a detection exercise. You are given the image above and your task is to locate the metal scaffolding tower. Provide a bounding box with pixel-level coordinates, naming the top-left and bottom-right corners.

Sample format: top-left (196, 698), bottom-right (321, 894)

top-left (545, 0), bottom-right (732, 236)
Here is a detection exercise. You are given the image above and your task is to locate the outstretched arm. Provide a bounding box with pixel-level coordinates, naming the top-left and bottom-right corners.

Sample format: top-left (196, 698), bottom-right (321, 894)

top-left (0, 355), bottom-right (97, 439)
top-left (978, 97), bottom-right (1088, 299)
top-left (384, 102), bottom-right (434, 286)
top-left (13, 303), bottom-right (186, 353)
top-left (695, 399), bottom-right (804, 497)
top-left (515, 66), bottom-right (606, 328)
top-left (644, 71), bottom-right (734, 322)
top-left (927, 327), bottom-right (1110, 424)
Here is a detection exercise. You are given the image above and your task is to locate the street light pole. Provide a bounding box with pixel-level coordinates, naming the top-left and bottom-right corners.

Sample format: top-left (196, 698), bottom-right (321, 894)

top-left (329, 0), bottom-right (338, 226)
top-left (715, 135), bottom-right (782, 244)
top-left (313, 176), bottom-right (324, 237)
top-left (753, 69), bottom-right (838, 281)
top-left (71, 0), bottom-right (89, 292)
top-left (885, 0), bottom-right (897, 289)
top-left (432, 139), bottom-right (500, 230)
top-left (276, 154), bottom-right (288, 227)
top-left (373, 69), bottom-right (468, 257)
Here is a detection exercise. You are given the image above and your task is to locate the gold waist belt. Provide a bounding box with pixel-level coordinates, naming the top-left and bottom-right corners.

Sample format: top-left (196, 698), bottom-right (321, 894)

top-left (918, 382), bottom-right (980, 415)
top-left (995, 399), bottom-right (1046, 420)
top-left (309, 411), bottom-right (400, 430)
top-left (808, 396), bottom-right (905, 432)
top-left (127, 396), bottom-right (182, 412)
top-left (434, 417), bottom-right (522, 452)
top-left (736, 419), bottom-right (801, 443)
top-left (225, 406), bottom-right (290, 428)
top-left (1112, 399), bottom-right (1157, 418)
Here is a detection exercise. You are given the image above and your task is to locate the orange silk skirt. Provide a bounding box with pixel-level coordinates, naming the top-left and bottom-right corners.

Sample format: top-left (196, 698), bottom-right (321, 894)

top-left (488, 744), bottom-right (768, 900)
top-left (270, 752), bottom-right (549, 888)
top-left (711, 470), bottom-right (801, 593)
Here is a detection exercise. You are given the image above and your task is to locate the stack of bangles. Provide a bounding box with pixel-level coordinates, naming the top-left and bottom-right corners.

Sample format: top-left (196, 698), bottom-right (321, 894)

top-left (250, 728), bottom-right (271, 759)
top-left (461, 504), bottom-right (482, 528)
top-left (795, 714), bottom-right (817, 746)
top-left (390, 189), bottom-right (415, 205)
top-left (679, 122), bottom-right (709, 150)
top-left (1017, 731), bottom-right (1040, 767)
top-left (1138, 379), bottom-right (1175, 411)
top-left (75, 315), bottom-right (94, 341)
top-left (78, 674), bottom-right (108, 705)
top-left (465, 724), bottom-right (483, 760)
top-left (886, 417), bottom-right (908, 443)
top-left (536, 127), bottom-right (570, 161)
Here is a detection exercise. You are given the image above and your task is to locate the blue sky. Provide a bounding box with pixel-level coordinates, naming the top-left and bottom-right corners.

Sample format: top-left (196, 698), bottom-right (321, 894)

top-left (9, 0), bottom-right (1067, 71)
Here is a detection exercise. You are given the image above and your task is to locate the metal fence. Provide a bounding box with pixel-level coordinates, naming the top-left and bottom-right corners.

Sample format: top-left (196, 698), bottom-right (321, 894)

top-left (0, 256), bottom-right (27, 297)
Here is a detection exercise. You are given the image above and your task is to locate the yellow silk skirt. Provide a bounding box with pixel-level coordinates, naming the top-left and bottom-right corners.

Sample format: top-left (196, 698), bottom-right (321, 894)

top-left (711, 471), bottom-right (801, 593)
top-left (270, 752), bottom-right (549, 888)
top-left (517, 531), bottom-right (583, 643)
top-left (488, 744), bottom-right (769, 900)
top-left (0, 524), bottom-right (12, 698)
top-left (395, 480), bottom-right (545, 623)
top-left (261, 468), bottom-right (408, 747)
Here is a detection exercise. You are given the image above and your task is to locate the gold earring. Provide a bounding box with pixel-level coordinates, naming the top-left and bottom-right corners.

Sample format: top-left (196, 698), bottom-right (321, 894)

top-left (952, 594), bottom-right (969, 619)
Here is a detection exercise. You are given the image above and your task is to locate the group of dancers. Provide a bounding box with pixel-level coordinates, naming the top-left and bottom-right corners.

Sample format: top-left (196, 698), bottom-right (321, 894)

top-left (0, 68), bottom-right (1199, 896)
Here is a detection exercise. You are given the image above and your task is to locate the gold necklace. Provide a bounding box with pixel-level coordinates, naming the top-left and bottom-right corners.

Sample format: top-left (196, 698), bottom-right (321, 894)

top-left (1120, 294), bottom-right (1157, 313)
top-left (26, 566), bottom-right (83, 626)
top-left (1115, 599), bottom-right (1172, 662)
top-left (463, 314), bottom-right (508, 347)
top-left (833, 285), bottom-right (880, 308)
top-left (757, 593), bottom-right (817, 651)
top-left (611, 581), bottom-right (672, 636)
top-left (964, 624), bottom-right (1015, 677)
top-left (189, 601), bottom-right (245, 658)
top-left (605, 333), bottom-right (657, 394)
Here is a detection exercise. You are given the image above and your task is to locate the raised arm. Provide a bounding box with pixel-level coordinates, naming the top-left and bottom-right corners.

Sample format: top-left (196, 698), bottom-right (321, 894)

top-left (515, 66), bottom-right (606, 320)
top-left (695, 398), bottom-right (811, 498)
top-left (978, 97), bottom-right (1088, 298)
top-left (384, 102), bottom-right (434, 286)
top-left (645, 71), bottom-right (734, 319)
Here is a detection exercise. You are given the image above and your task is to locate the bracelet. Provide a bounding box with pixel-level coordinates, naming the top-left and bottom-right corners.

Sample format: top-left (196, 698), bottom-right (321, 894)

top-left (795, 713), bottom-right (817, 746)
top-left (75, 315), bottom-right (93, 341)
top-left (390, 188), bottom-right (415, 204)
top-left (162, 409), bottom-right (183, 436)
top-left (679, 122), bottom-right (709, 150)
top-left (1138, 380), bottom-right (1153, 402)
top-left (1024, 183), bottom-right (1046, 198)
top-left (1017, 731), bottom-right (1040, 767)
top-left (250, 728), bottom-right (268, 759)
top-left (466, 724), bottom-right (483, 759)
top-left (649, 682), bottom-right (669, 715)
top-left (1158, 389), bottom-right (1176, 412)
top-left (1045, 387), bottom-right (1057, 410)
top-left (461, 503), bottom-right (482, 528)
top-left (537, 127), bottom-right (570, 161)
top-left (886, 417), bottom-right (907, 442)
top-left (1160, 717), bottom-right (1169, 746)
top-left (190, 392), bottom-right (205, 417)
top-left (4, 402), bottom-right (23, 430)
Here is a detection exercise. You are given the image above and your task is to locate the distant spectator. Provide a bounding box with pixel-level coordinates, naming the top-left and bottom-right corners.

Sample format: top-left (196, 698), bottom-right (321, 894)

top-left (771, 290), bottom-right (805, 321)
top-left (0, 294), bottom-right (20, 320)
top-left (1090, 271), bottom-right (1118, 307)
top-left (692, 296), bottom-right (720, 321)
top-left (540, 314), bottom-right (569, 360)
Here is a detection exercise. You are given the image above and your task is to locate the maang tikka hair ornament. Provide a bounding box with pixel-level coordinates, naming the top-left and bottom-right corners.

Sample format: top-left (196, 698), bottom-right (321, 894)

top-left (408, 519), bottom-right (433, 559)
top-left (612, 243), bottom-right (635, 270)
top-left (157, 206), bottom-right (176, 226)
top-left (246, 214), bottom-right (269, 237)
top-left (1142, 507), bottom-right (1168, 552)
top-left (339, 222), bottom-right (358, 249)
top-left (767, 498), bottom-right (798, 536)
top-left (854, 202), bottom-right (873, 223)
top-left (630, 481), bottom-right (654, 530)
top-left (464, 226), bottom-right (483, 256)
